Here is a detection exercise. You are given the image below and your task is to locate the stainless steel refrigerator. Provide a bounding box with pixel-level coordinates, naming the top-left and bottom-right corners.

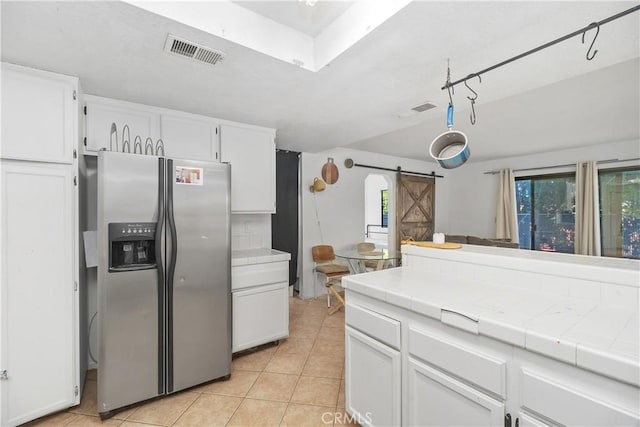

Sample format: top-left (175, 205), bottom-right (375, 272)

top-left (97, 151), bottom-right (231, 418)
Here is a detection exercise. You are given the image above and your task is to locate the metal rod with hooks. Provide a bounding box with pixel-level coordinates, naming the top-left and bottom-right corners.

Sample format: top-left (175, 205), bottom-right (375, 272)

top-left (353, 163), bottom-right (444, 179)
top-left (441, 5), bottom-right (640, 91)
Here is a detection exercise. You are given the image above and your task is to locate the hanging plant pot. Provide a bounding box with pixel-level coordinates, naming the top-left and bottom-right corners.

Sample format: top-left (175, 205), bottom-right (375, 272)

top-left (429, 104), bottom-right (470, 169)
top-left (322, 157), bottom-right (339, 184)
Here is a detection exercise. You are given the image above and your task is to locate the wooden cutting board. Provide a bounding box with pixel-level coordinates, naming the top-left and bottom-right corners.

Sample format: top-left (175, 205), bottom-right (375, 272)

top-left (322, 158), bottom-right (339, 184)
top-left (401, 240), bottom-right (462, 249)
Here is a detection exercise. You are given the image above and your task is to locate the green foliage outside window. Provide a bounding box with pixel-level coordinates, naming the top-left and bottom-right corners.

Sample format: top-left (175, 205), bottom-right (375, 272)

top-left (381, 190), bottom-right (388, 227)
top-left (516, 168), bottom-right (639, 258)
top-left (599, 169), bottom-right (640, 259)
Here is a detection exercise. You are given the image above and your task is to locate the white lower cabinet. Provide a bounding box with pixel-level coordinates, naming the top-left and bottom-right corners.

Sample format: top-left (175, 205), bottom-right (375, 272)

top-left (519, 368), bottom-right (639, 426)
top-left (407, 357), bottom-right (505, 426)
top-left (344, 292), bottom-right (639, 427)
top-left (232, 282), bottom-right (288, 352)
top-left (231, 259), bottom-right (289, 353)
top-left (0, 161), bottom-right (79, 426)
top-left (517, 412), bottom-right (552, 427)
top-left (345, 326), bottom-right (401, 427)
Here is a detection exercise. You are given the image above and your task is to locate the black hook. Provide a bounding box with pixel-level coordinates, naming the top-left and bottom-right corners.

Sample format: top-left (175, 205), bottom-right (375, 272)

top-left (582, 22), bottom-right (600, 61)
top-left (464, 74), bottom-right (481, 125)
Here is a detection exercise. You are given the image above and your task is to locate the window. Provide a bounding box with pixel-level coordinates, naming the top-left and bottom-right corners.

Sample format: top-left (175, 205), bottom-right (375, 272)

top-left (516, 174), bottom-right (576, 253)
top-left (599, 168), bottom-right (640, 259)
top-left (381, 189), bottom-right (389, 227)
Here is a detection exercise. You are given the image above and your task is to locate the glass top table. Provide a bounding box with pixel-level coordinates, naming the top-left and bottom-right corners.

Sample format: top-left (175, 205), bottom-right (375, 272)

top-left (334, 249), bottom-right (401, 273)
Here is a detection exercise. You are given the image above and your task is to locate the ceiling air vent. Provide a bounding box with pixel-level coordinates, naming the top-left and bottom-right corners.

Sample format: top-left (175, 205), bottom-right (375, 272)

top-left (164, 34), bottom-right (226, 66)
top-left (411, 102), bottom-right (437, 113)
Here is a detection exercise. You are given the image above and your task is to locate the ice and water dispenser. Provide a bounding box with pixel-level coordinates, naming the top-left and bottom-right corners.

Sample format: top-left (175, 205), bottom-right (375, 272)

top-left (108, 222), bottom-right (157, 272)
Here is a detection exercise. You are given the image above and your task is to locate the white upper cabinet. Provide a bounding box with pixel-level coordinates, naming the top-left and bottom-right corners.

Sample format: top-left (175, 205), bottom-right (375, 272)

top-left (1, 63), bottom-right (77, 164)
top-left (84, 96), bottom-right (160, 154)
top-left (85, 96), bottom-right (221, 162)
top-left (220, 124), bottom-right (276, 213)
top-left (160, 113), bottom-right (220, 162)
top-left (83, 95), bottom-right (277, 212)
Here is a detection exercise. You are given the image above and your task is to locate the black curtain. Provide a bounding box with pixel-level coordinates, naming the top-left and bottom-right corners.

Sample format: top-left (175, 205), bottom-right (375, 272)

top-left (272, 150), bottom-right (300, 287)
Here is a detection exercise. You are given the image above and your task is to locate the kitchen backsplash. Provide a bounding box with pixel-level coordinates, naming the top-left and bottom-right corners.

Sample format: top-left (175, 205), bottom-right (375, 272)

top-left (231, 214), bottom-right (272, 250)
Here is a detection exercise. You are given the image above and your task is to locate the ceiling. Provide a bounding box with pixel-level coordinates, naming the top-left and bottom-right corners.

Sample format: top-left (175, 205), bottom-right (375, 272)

top-left (1, 1), bottom-right (638, 164)
top-left (231, 1), bottom-right (355, 37)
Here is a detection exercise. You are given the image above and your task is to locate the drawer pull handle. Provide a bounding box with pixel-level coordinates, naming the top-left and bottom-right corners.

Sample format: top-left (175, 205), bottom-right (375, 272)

top-left (441, 308), bottom-right (478, 323)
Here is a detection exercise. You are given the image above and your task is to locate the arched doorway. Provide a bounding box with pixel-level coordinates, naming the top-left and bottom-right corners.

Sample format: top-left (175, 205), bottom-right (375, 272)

top-left (364, 174), bottom-right (392, 249)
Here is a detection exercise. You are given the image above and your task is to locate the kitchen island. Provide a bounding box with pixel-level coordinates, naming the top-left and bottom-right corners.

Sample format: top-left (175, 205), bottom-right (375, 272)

top-left (343, 244), bottom-right (639, 426)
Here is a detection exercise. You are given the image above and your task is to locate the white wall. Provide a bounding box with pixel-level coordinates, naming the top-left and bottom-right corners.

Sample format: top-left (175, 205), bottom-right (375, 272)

top-left (300, 147), bottom-right (449, 299)
top-left (441, 139), bottom-right (640, 238)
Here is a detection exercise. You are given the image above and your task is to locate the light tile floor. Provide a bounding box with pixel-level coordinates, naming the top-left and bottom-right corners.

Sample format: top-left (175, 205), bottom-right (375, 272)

top-left (24, 296), bottom-right (356, 427)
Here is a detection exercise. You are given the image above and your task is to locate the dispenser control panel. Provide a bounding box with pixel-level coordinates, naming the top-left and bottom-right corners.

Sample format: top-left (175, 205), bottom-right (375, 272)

top-left (109, 222), bottom-right (156, 240)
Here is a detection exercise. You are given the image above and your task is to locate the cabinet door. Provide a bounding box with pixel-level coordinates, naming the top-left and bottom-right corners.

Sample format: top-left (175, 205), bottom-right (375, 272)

top-left (345, 326), bottom-right (401, 427)
top-left (84, 96), bottom-right (160, 154)
top-left (0, 161), bottom-right (78, 426)
top-left (1, 63), bottom-right (77, 164)
top-left (517, 412), bottom-right (552, 427)
top-left (520, 370), bottom-right (639, 426)
top-left (220, 125), bottom-right (275, 213)
top-left (407, 357), bottom-right (505, 427)
top-left (232, 282), bottom-right (289, 352)
top-left (160, 114), bottom-right (219, 161)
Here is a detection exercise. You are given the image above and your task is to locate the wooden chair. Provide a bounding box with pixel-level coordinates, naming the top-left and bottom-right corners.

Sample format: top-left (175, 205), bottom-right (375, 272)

top-left (356, 242), bottom-right (375, 253)
top-left (357, 242), bottom-right (382, 271)
top-left (312, 245), bottom-right (350, 315)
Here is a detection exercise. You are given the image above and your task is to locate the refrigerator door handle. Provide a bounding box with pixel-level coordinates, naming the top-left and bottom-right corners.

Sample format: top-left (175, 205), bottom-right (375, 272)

top-left (155, 158), bottom-right (166, 395)
top-left (166, 159), bottom-right (178, 393)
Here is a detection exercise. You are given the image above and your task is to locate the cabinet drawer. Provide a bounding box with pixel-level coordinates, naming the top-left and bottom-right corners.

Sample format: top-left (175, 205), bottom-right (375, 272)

top-left (521, 369), bottom-right (639, 426)
top-left (409, 326), bottom-right (507, 399)
top-left (346, 303), bottom-right (400, 350)
top-left (232, 261), bottom-right (288, 291)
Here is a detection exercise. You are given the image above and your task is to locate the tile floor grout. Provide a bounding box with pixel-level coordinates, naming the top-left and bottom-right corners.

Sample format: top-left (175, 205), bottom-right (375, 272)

top-left (24, 296), bottom-right (353, 427)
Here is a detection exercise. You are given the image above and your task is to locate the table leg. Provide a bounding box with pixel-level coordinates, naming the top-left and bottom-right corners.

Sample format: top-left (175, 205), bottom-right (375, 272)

top-left (346, 258), bottom-right (362, 273)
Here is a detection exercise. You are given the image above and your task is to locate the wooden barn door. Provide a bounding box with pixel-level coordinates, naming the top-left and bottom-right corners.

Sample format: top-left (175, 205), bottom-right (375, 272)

top-left (396, 174), bottom-right (435, 248)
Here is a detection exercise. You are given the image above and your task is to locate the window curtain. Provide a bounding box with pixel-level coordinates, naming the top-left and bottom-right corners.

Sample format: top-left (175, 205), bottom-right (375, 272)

top-left (575, 161), bottom-right (601, 256)
top-left (495, 169), bottom-right (519, 243)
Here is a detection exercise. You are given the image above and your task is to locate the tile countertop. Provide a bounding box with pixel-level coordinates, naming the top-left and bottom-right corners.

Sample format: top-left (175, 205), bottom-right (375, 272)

top-left (343, 266), bottom-right (640, 387)
top-left (231, 248), bottom-right (291, 266)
